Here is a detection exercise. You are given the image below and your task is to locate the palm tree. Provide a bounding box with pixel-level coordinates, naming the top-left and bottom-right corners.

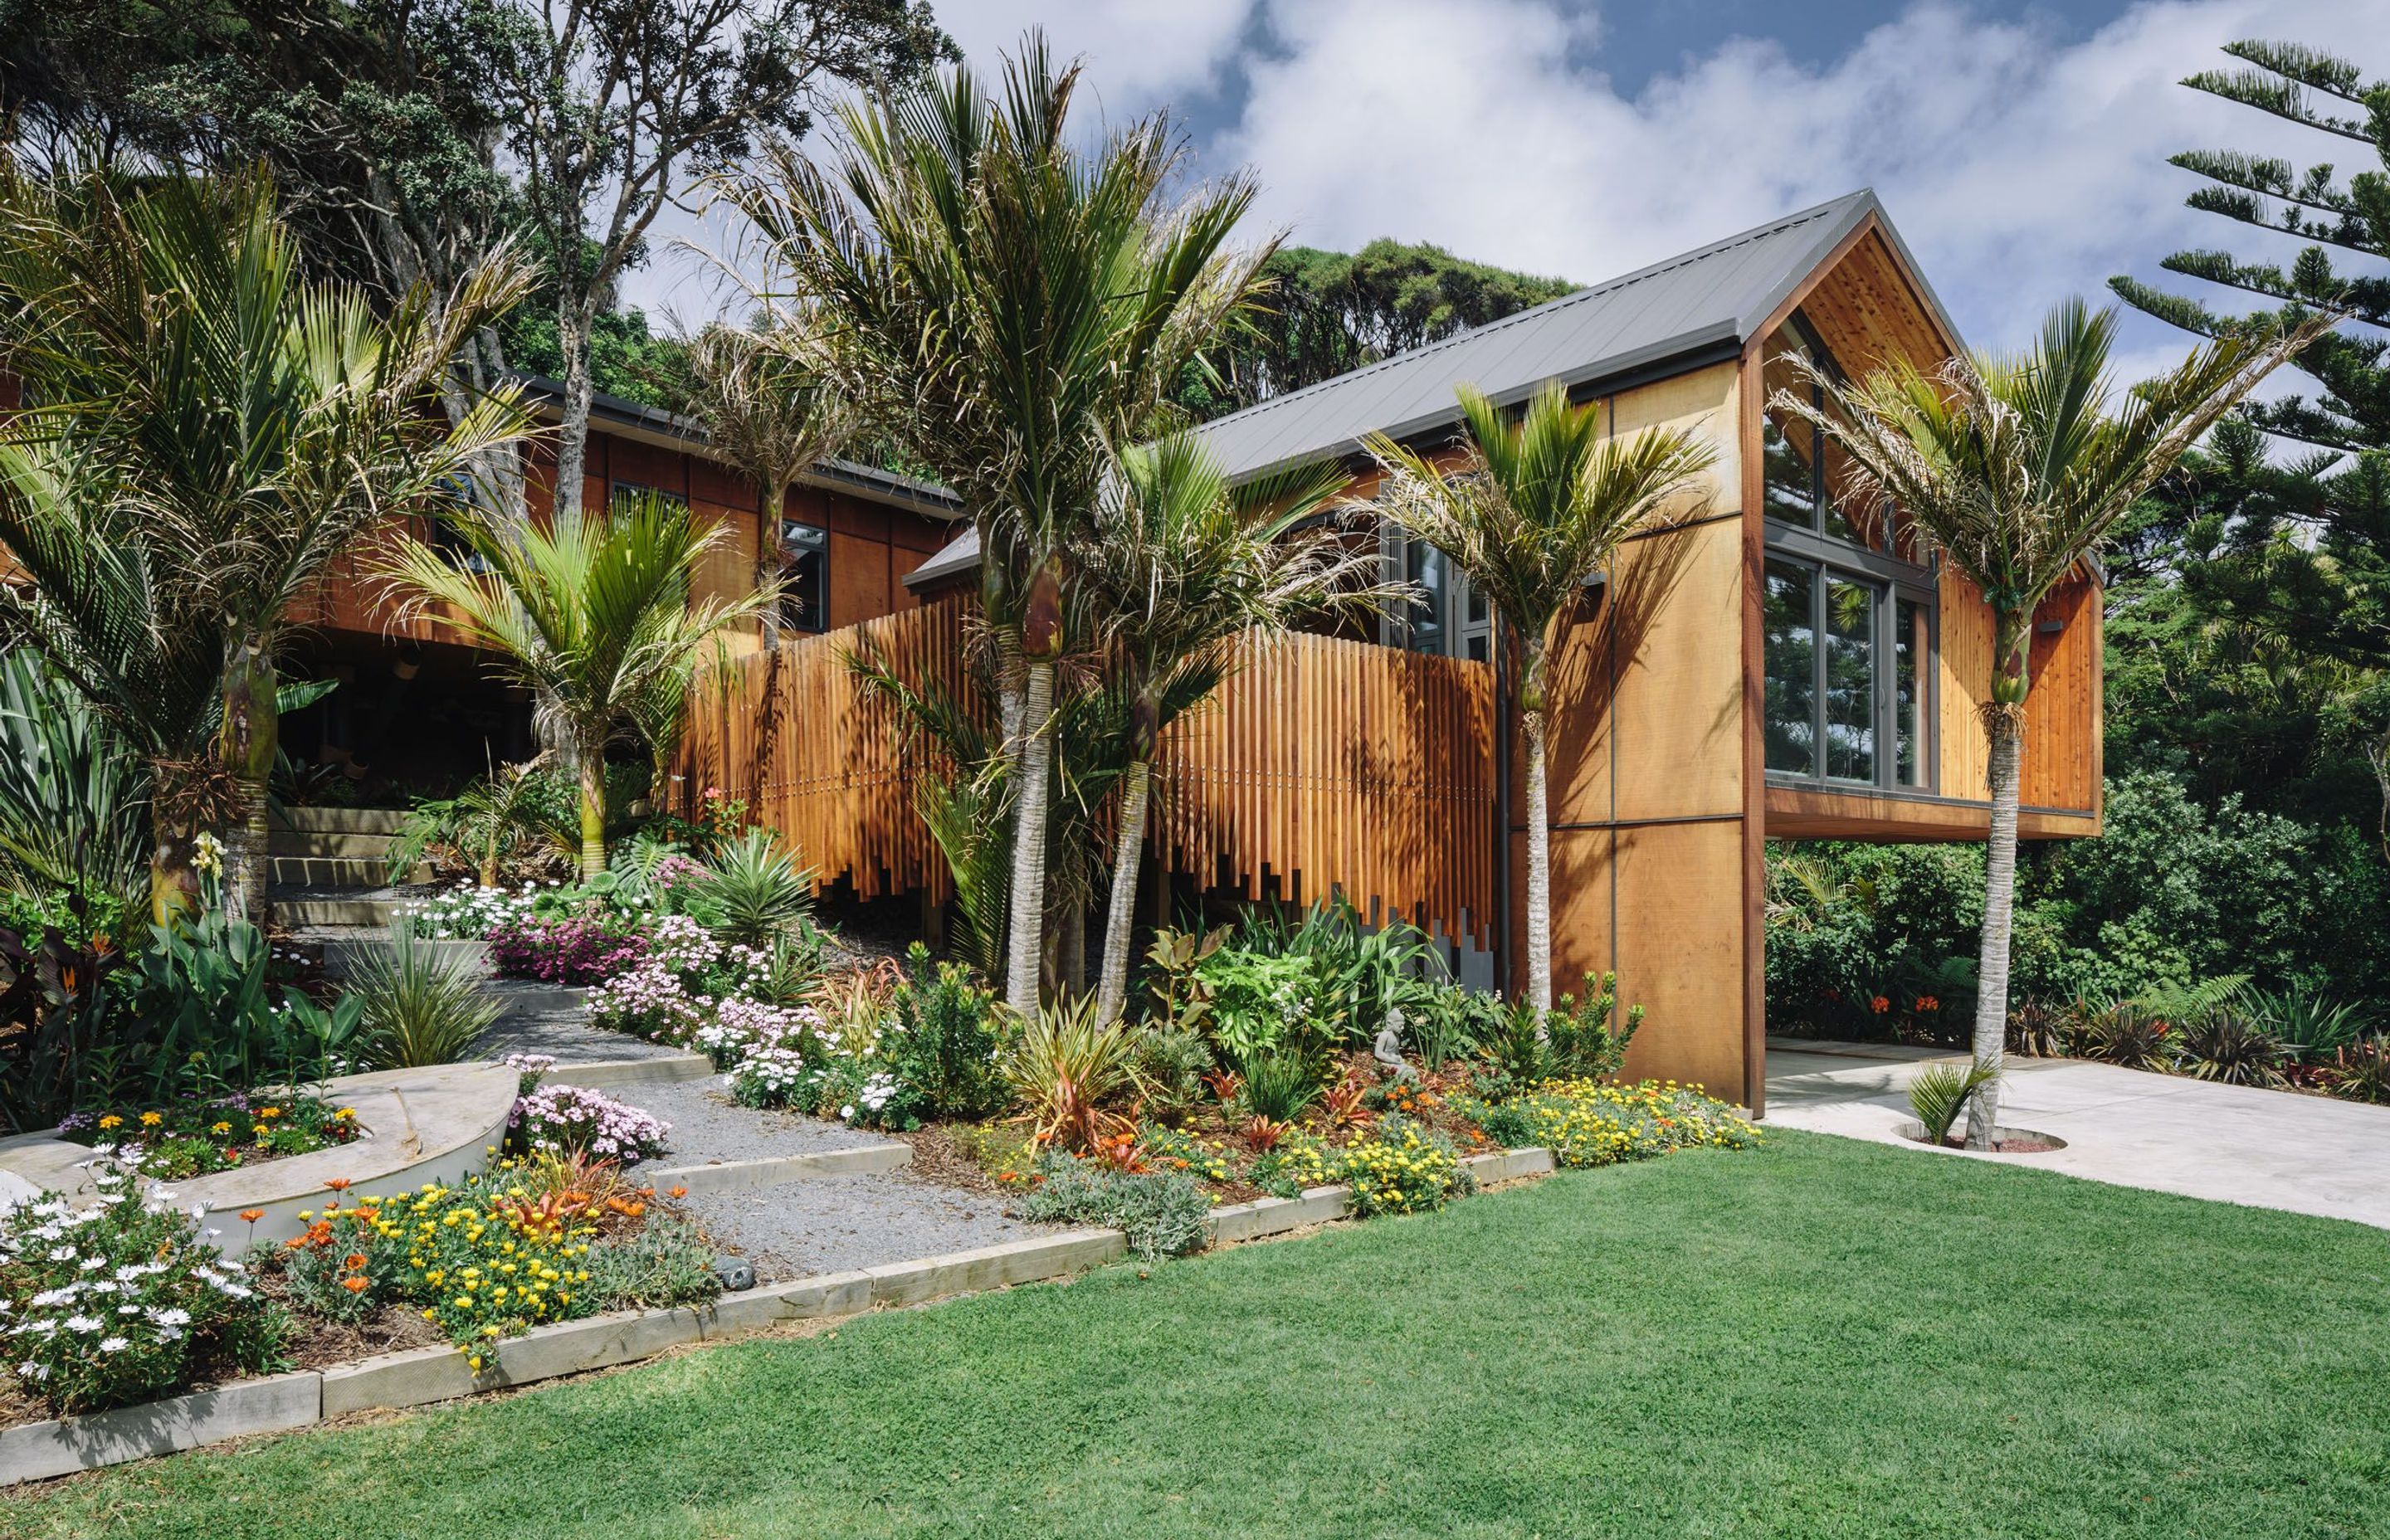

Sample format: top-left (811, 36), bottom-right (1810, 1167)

top-left (713, 32), bottom-right (1272, 1015)
top-left (377, 491), bottom-right (773, 879)
top-left (0, 164), bottom-right (534, 922)
top-left (1770, 297), bottom-right (2334, 1146)
top-left (1076, 433), bottom-right (1392, 1022)
top-left (679, 319), bottom-right (859, 646)
top-left (1365, 382), bottom-right (1718, 1018)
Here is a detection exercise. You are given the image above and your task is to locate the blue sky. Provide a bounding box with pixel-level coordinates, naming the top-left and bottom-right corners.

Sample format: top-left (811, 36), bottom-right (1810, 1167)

top-left (644, 0), bottom-right (2389, 390)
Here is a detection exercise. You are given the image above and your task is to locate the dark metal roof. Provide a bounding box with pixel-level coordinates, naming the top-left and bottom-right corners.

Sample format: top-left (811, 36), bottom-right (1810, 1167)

top-left (512, 373), bottom-right (965, 519)
top-left (1194, 188), bottom-right (1954, 483)
top-left (906, 189), bottom-right (1953, 590)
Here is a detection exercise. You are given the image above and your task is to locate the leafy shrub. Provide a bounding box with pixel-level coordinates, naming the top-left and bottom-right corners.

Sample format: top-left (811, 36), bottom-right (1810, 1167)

top-left (1129, 1024), bottom-right (1214, 1123)
top-left (1013, 1151), bottom-right (1209, 1263)
top-left (1544, 972), bottom-right (1644, 1080)
top-left (1236, 1050), bottom-right (1322, 1123)
top-left (1196, 947), bottom-right (1322, 1065)
top-left (2329, 1038), bottom-right (2390, 1104)
top-left (880, 943), bottom-right (1007, 1123)
top-left (695, 828), bottom-right (813, 946)
top-left (2175, 1007), bottom-right (2288, 1087)
top-left (349, 924), bottom-right (502, 1068)
top-left (1458, 1080), bottom-right (1758, 1167)
top-left (2241, 985), bottom-right (2371, 1063)
top-left (1402, 983), bottom-right (1500, 1070)
top-left (2066, 1000), bottom-right (2175, 1071)
top-left (1906, 1059), bottom-right (1998, 1145)
top-left (509, 1084), bottom-right (671, 1162)
top-left (0, 1158), bottom-right (291, 1415)
top-left (1236, 896), bottom-right (1439, 1045)
top-left (583, 1216), bottom-right (724, 1310)
top-left (996, 997), bottom-right (1144, 1153)
top-left (1331, 1113), bottom-right (1471, 1216)
top-left (0, 918), bottom-right (133, 1128)
top-left (388, 762), bottom-right (576, 885)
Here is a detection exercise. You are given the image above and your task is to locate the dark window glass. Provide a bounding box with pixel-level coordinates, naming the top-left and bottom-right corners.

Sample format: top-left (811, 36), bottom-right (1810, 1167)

top-left (1820, 438), bottom-right (1874, 546)
top-left (1761, 334), bottom-right (1818, 524)
top-left (778, 521), bottom-right (828, 634)
top-left (1823, 573), bottom-right (1877, 781)
top-left (1404, 538), bottom-right (1449, 655)
top-left (610, 480), bottom-right (688, 511)
top-left (1763, 561), bottom-right (1817, 775)
top-left (1895, 598), bottom-right (1926, 786)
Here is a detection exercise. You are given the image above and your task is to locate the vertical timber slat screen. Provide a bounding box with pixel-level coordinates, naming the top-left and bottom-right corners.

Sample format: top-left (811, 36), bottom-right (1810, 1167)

top-left (674, 607), bottom-right (1498, 944)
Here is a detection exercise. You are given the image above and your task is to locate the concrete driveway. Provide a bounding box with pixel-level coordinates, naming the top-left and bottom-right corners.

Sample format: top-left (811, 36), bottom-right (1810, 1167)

top-left (1765, 1039), bottom-right (2390, 1231)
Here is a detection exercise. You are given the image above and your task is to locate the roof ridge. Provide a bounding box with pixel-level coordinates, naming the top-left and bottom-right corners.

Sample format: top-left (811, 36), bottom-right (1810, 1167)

top-left (1203, 192), bottom-right (1868, 432)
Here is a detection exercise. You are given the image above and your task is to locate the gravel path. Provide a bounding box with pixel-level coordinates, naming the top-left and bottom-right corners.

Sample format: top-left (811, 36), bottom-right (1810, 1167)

top-left (623, 1075), bottom-right (887, 1165)
top-left (471, 981), bottom-right (690, 1065)
top-left (685, 1170), bottom-right (1056, 1281)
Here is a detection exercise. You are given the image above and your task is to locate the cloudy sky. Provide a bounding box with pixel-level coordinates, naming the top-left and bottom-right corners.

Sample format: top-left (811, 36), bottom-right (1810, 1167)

top-left (637, 0), bottom-right (2390, 388)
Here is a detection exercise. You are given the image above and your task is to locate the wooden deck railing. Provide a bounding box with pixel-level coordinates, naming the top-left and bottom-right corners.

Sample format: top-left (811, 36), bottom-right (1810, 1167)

top-left (671, 603), bottom-right (1498, 944)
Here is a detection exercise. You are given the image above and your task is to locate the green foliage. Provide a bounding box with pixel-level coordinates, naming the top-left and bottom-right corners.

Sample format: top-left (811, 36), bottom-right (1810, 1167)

top-left (2241, 984), bottom-right (2372, 1061)
top-left (995, 997), bottom-right (1147, 1154)
top-left (389, 761), bottom-right (578, 885)
top-left (130, 909), bottom-right (366, 1098)
top-left (1196, 948), bottom-right (1324, 1067)
top-left (583, 1216), bottom-right (725, 1312)
top-left (1183, 238), bottom-right (1578, 418)
top-left (1455, 1079), bottom-right (1762, 1168)
top-left (1908, 1060), bottom-right (2001, 1145)
top-left (1013, 1151), bottom-right (1210, 1265)
top-left (882, 943), bottom-right (1008, 1124)
top-left (348, 924), bottom-right (503, 1070)
top-left (2173, 1008), bottom-right (2290, 1087)
top-left (0, 651), bottom-right (149, 912)
top-left (1126, 1024), bottom-right (1212, 1125)
top-left (2067, 1001), bottom-right (2177, 1072)
top-left (1232, 896), bottom-right (1438, 1045)
top-left (1543, 972), bottom-right (1644, 1081)
top-left (0, 915), bottom-right (130, 1130)
top-left (1236, 1051), bottom-right (1324, 1124)
top-left (695, 828), bottom-right (814, 948)
top-left (1402, 983), bottom-right (1502, 1070)
top-left (1329, 1112), bottom-right (1473, 1216)
top-left (2328, 1038), bottom-right (2390, 1104)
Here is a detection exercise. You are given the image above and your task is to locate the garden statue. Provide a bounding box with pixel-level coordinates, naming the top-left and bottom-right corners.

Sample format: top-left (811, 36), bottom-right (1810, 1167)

top-left (1373, 1009), bottom-right (1417, 1081)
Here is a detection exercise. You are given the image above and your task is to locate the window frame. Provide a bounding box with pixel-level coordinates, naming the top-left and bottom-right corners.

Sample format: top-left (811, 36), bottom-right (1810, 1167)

top-left (1763, 551), bottom-right (1938, 793)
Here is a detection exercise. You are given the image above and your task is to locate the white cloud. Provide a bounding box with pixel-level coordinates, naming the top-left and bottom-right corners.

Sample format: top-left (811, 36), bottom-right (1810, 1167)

top-left (1212, 0), bottom-right (2390, 369)
top-left (935, 1), bottom-right (1256, 111)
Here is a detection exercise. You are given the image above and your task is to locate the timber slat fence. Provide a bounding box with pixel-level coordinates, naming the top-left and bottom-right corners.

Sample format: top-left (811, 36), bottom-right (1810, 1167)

top-left (672, 602), bottom-right (1496, 944)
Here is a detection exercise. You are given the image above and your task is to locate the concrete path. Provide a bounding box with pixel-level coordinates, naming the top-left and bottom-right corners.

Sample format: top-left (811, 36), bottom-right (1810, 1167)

top-left (1766, 1039), bottom-right (2390, 1231)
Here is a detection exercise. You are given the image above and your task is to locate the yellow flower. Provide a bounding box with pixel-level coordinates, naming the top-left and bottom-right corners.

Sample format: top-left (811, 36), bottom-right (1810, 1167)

top-left (139, 1110), bottom-right (163, 1127)
top-left (96, 1114), bottom-right (122, 1130)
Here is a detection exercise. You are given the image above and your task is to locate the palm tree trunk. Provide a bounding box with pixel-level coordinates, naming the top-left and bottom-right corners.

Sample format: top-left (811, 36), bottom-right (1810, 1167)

top-left (217, 640), bottom-right (277, 926)
top-left (552, 301), bottom-right (597, 531)
top-left (577, 747), bottom-right (607, 882)
top-left (149, 798), bottom-right (198, 930)
top-left (1966, 612), bottom-right (2031, 1149)
top-left (1095, 757), bottom-right (1152, 1023)
top-left (1524, 706), bottom-right (1553, 1017)
top-left (1003, 660), bottom-right (1056, 1015)
top-left (1965, 718), bottom-right (2023, 1148)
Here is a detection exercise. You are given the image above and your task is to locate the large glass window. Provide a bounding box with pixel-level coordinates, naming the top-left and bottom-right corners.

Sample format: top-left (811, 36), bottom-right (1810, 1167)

top-left (1761, 315), bottom-right (1898, 553)
top-left (778, 520), bottom-right (828, 634)
top-left (1763, 562), bottom-right (1817, 775)
top-left (1767, 556), bottom-right (1932, 789)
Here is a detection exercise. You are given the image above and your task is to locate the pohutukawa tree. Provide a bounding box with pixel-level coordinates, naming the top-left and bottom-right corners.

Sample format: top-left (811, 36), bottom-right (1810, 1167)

top-left (378, 491), bottom-right (773, 880)
top-left (716, 32), bottom-right (1275, 1014)
top-left (1364, 382), bottom-right (1715, 1019)
top-left (1771, 297), bottom-right (2335, 1147)
top-left (1076, 433), bottom-right (1393, 1023)
top-left (0, 164), bottom-right (534, 924)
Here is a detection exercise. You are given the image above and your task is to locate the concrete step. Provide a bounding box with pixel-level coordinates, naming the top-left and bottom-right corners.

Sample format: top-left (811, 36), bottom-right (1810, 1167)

top-left (268, 855), bottom-right (388, 888)
top-left (271, 806), bottom-right (408, 836)
top-left (271, 829), bottom-right (397, 860)
top-left (272, 887), bottom-right (402, 928)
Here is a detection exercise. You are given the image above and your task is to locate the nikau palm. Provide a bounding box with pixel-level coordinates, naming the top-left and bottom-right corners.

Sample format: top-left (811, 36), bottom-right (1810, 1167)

top-left (0, 165), bottom-right (533, 922)
top-left (716, 32), bottom-right (1272, 1014)
top-left (1366, 383), bottom-right (1715, 1020)
top-left (1771, 298), bottom-right (2333, 1146)
top-left (1076, 434), bottom-right (1391, 1023)
top-left (378, 493), bottom-right (772, 879)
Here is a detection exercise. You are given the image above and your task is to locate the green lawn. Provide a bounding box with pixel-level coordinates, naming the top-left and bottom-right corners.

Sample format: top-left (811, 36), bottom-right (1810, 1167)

top-left (10, 1129), bottom-right (2388, 1538)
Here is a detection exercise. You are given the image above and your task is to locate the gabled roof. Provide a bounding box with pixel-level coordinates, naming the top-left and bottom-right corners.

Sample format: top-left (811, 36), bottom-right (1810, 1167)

top-left (905, 189), bottom-right (1957, 590)
top-left (1195, 188), bottom-right (1955, 483)
top-left (513, 374), bottom-right (966, 519)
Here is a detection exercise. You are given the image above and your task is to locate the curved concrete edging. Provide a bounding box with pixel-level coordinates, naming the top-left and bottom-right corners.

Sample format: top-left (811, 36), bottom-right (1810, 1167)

top-left (0, 1063), bottom-right (519, 1250)
top-left (0, 1148), bottom-right (1562, 1485)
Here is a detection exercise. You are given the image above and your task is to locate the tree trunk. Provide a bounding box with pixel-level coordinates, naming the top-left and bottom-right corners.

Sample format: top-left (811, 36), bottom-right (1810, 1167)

top-left (1523, 706), bottom-right (1552, 1017)
top-left (1003, 661), bottom-right (1056, 1016)
top-left (577, 745), bottom-right (607, 882)
top-left (217, 639), bottom-right (277, 927)
top-left (149, 799), bottom-right (198, 931)
top-left (552, 300), bottom-right (597, 531)
top-left (1965, 610), bottom-right (2032, 1149)
top-left (1095, 758), bottom-right (1152, 1024)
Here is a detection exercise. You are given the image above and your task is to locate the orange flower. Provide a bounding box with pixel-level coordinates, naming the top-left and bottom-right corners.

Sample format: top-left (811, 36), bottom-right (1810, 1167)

top-left (239, 1208), bottom-right (265, 1224)
top-left (1871, 995), bottom-right (1891, 1014)
top-left (344, 1253), bottom-right (368, 1272)
top-left (323, 1177), bottom-right (352, 1192)
top-left (666, 1186), bottom-right (688, 1200)
top-left (340, 1275), bottom-right (370, 1294)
